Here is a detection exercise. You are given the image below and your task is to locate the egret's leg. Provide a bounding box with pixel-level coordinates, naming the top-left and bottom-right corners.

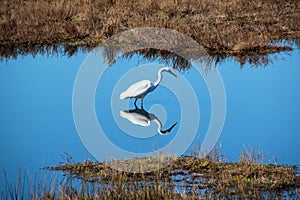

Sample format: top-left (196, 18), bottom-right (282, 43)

top-left (134, 98), bottom-right (138, 108)
top-left (141, 98), bottom-right (144, 109)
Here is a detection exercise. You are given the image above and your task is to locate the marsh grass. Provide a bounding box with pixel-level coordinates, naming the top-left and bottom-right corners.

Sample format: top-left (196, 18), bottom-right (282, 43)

top-left (3, 147), bottom-right (297, 199)
top-left (1, 0), bottom-right (300, 65)
top-left (46, 145), bottom-right (300, 199)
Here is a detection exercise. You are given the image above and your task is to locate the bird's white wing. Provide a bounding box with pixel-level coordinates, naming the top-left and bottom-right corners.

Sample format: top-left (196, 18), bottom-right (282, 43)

top-left (120, 111), bottom-right (150, 126)
top-left (120, 80), bottom-right (151, 99)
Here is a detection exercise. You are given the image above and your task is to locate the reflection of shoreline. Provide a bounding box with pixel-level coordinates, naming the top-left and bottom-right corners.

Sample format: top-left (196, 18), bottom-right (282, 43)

top-left (1, 43), bottom-right (294, 68)
top-left (120, 107), bottom-right (177, 135)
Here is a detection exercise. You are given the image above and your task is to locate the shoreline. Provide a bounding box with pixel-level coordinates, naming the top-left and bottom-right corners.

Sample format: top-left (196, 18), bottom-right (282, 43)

top-left (1, 0), bottom-right (300, 62)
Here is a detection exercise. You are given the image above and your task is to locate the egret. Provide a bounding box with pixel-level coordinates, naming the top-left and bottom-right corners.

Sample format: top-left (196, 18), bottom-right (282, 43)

top-left (120, 67), bottom-right (177, 108)
top-left (120, 107), bottom-right (177, 135)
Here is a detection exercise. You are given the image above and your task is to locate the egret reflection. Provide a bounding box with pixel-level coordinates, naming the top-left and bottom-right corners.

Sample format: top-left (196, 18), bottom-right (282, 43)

top-left (120, 107), bottom-right (177, 135)
top-left (120, 67), bottom-right (177, 108)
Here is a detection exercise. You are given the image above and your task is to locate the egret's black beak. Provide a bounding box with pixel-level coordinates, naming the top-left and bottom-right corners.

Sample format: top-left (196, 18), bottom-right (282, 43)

top-left (160, 122), bottom-right (177, 135)
top-left (169, 70), bottom-right (177, 77)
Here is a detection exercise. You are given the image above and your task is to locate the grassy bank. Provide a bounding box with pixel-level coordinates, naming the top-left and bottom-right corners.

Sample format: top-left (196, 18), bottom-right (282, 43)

top-left (47, 163), bottom-right (299, 198)
top-left (43, 148), bottom-right (299, 199)
top-left (2, 147), bottom-right (299, 199)
top-left (1, 0), bottom-right (300, 63)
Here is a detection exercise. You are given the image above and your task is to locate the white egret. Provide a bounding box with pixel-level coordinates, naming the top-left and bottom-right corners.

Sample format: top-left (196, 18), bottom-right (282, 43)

top-left (120, 67), bottom-right (177, 107)
top-left (120, 107), bottom-right (177, 135)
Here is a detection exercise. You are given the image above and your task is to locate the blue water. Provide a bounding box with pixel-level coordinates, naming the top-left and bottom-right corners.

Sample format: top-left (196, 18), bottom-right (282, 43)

top-left (0, 49), bottom-right (300, 188)
top-left (218, 54), bottom-right (300, 164)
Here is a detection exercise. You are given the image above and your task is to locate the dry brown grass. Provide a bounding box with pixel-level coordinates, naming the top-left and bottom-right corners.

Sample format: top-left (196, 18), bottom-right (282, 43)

top-left (0, 0), bottom-right (300, 62)
top-left (2, 147), bottom-right (299, 199)
top-left (45, 148), bottom-right (300, 199)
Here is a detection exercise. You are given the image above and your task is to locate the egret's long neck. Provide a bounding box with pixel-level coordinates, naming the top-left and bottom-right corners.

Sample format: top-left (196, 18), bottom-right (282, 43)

top-left (154, 69), bottom-right (163, 87)
top-left (150, 114), bottom-right (163, 134)
top-left (154, 118), bottom-right (163, 134)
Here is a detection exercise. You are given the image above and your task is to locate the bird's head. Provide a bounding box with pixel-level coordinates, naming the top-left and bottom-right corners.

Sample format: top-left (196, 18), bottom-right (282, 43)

top-left (161, 67), bottom-right (177, 77)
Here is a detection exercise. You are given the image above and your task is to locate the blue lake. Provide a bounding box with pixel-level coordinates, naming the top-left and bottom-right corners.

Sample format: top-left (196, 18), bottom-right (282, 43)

top-left (0, 48), bottom-right (300, 188)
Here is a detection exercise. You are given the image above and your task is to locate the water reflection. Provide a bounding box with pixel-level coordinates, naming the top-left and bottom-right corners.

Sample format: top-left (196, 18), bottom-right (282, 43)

top-left (120, 107), bottom-right (177, 135)
top-left (1, 35), bottom-right (300, 196)
top-left (2, 38), bottom-right (300, 67)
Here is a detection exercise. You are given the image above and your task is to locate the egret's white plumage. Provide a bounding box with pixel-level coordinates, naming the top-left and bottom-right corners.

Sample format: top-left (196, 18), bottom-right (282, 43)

top-left (120, 108), bottom-right (177, 135)
top-left (120, 67), bottom-right (176, 107)
top-left (120, 109), bottom-right (150, 126)
top-left (120, 80), bottom-right (151, 100)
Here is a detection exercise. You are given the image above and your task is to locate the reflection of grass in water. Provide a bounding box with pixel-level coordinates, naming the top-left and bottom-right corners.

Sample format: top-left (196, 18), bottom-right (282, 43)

top-left (2, 146), bottom-right (299, 199)
top-left (1, 0), bottom-right (300, 66)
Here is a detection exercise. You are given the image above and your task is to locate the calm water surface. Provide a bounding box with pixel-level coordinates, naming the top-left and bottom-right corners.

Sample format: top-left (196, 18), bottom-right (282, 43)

top-left (0, 49), bottom-right (300, 188)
